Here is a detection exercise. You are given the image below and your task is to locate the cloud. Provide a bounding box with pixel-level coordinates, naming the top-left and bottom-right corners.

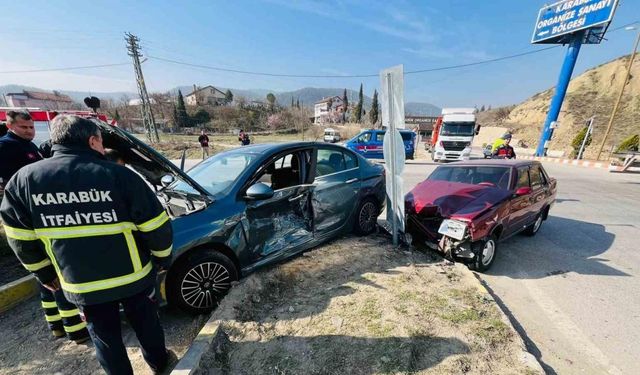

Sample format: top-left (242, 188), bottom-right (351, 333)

top-left (264, 0), bottom-right (487, 61)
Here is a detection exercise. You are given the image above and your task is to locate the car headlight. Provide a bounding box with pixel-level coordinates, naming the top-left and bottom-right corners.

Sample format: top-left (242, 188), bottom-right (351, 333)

top-left (438, 219), bottom-right (467, 241)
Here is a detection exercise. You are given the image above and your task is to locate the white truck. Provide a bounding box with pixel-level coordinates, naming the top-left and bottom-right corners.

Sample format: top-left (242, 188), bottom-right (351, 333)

top-left (432, 108), bottom-right (479, 162)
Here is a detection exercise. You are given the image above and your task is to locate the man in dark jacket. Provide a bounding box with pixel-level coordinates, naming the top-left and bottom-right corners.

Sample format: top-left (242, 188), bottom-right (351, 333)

top-left (0, 115), bottom-right (173, 375)
top-left (493, 133), bottom-right (516, 159)
top-left (197, 129), bottom-right (210, 159)
top-left (0, 111), bottom-right (89, 343)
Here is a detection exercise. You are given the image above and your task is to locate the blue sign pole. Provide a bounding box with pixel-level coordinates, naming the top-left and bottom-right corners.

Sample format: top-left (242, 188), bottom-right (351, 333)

top-left (535, 31), bottom-right (584, 156)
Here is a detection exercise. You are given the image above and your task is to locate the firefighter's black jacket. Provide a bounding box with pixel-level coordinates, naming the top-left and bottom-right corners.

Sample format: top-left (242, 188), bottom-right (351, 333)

top-left (0, 144), bottom-right (173, 305)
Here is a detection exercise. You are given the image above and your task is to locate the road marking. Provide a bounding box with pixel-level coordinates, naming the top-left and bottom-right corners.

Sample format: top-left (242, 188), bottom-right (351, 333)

top-left (510, 266), bottom-right (623, 375)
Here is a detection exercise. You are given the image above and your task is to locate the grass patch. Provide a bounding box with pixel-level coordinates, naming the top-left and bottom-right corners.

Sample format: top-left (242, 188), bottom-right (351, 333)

top-left (441, 308), bottom-right (482, 324)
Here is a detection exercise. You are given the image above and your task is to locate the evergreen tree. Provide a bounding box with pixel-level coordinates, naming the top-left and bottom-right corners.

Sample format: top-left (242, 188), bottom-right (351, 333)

top-left (176, 90), bottom-right (189, 127)
top-left (266, 93), bottom-right (276, 112)
top-left (172, 105), bottom-right (179, 128)
top-left (291, 97), bottom-right (295, 108)
top-left (355, 83), bottom-right (363, 123)
top-left (296, 98), bottom-right (300, 109)
top-left (224, 89), bottom-right (234, 104)
top-left (369, 90), bottom-right (379, 125)
top-left (342, 89), bottom-right (349, 123)
top-left (480, 105), bottom-right (486, 112)
top-left (114, 109), bottom-right (121, 122)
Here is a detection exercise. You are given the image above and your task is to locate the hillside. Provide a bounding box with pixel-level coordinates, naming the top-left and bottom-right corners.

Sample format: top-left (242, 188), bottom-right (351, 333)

top-left (478, 53), bottom-right (640, 158)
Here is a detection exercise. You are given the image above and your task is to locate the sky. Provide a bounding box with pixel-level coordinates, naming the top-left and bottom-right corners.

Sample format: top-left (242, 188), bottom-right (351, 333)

top-left (0, 0), bottom-right (638, 107)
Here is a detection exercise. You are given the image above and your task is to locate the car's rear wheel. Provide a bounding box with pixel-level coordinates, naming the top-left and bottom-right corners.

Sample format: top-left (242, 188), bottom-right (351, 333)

top-left (167, 250), bottom-right (238, 314)
top-left (468, 234), bottom-right (498, 272)
top-left (524, 210), bottom-right (545, 236)
top-left (354, 197), bottom-right (379, 235)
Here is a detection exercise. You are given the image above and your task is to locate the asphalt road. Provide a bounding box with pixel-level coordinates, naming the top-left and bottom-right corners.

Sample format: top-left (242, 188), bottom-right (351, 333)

top-left (401, 160), bottom-right (640, 375)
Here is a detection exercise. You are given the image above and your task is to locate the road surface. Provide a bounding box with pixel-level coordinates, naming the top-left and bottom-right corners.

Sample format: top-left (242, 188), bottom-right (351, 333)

top-left (401, 160), bottom-right (640, 375)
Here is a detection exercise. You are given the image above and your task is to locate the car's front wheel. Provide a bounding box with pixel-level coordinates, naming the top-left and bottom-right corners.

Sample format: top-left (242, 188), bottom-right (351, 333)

top-left (167, 250), bottom-right (238, 314)
top-left (468, 234), bottom-right (498, 272)
top-left (354, 197), bottom-right (379, 235)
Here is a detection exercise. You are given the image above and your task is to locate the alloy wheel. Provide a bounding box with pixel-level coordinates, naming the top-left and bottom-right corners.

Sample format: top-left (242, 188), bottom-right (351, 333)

top-left (181, 262), bottom-right (231, 309)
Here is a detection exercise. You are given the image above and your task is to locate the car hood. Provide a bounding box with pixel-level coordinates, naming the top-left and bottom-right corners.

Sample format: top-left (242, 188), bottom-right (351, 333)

top-left (405, 180), bottom-right (511, 220)
top-left (97, 122), bottom-right (209, 197)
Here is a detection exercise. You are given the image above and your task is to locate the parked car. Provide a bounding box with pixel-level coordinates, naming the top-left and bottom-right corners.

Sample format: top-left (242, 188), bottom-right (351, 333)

top-left (345, 129), bottom-right (416, 160)
top-left (482, 144), bottom-right (493, 158)
top-left (405, 160), bottom-right (556, 272)
top-left (98, 122), bottom-right (386, 313)
top-left (323, 128), bottom-right (341, 143)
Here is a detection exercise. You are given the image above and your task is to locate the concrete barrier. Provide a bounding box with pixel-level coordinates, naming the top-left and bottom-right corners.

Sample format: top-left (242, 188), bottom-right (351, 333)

top-left (0, 275), bottom-right (38, 313)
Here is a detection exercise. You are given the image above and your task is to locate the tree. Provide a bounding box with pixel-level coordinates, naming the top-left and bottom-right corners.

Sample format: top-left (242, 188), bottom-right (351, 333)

top-left (266, 93), bottom-right (276, 112)
top-left (176, 90), bottom-right (189, 128)
top-left (487, 105), bottom-right (492, 111)
top-left (480, 105), bottom-right (486, 112)
top-left (571, 125), bottom-right (592, 158)
top-left (172, 105), bottom-right (179, 128)
top-left (192, 109), bottom-right (211, 127)
top-left (114, 109), bottom-right (121, 122)
top-left (291, 97), bottom-right (295, 108)
top-left (369, 90), bottom-right (379, 125)
top-left (224, 89), bottom-right (234, 105)
top-left (615, 134), bottom-right (639, 153)
top-left (296, 99), bottom-right (300, 109)
top-left (355, 83), bottom-right (364, 123)
top-left (342, 89), bottom-right (349, 123)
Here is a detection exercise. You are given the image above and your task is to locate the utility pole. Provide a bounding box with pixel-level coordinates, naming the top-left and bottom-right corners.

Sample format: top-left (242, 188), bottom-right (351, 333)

top-left (125, 32), bottom-right (159, 143)
top-left (596, 28), bottom-right (640, 160)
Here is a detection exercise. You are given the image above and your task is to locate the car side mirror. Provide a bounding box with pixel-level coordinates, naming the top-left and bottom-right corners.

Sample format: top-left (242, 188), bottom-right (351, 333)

top-left (475, 125), bottom-right (481, 135)
top-left (245, 182), bottom-right (274, 200)
top-left (161, 174), bottom-right (175, 187)
top-left (515, 187), bottom-right (532, 196)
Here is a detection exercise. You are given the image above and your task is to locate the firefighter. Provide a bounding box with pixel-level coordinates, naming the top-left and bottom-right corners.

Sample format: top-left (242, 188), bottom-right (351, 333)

top-left (0, 110), bottom-right (89, 343)
top-left (0, 115), bottom-right (174, 375)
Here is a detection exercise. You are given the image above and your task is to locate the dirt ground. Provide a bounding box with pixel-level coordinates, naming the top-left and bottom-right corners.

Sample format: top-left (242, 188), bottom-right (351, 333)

top-left (195, 234), bottom-right (538, 375)
top-left (0, 298), bottom-right (208, 375)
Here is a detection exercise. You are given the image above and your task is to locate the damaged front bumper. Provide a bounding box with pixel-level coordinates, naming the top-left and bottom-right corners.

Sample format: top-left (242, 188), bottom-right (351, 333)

top-left (407, 214), bottom-right (477, 263)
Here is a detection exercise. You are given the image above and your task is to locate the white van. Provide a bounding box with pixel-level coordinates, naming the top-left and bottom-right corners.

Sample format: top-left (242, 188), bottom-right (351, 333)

top-left (323, 128), bottom-right (341, 143)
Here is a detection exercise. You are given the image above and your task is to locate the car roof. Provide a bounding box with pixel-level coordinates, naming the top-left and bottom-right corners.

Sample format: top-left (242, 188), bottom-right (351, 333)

top-left (228, 141), bottom-right (341, 154)
top-left (444, 159), bottom-right (537, 168)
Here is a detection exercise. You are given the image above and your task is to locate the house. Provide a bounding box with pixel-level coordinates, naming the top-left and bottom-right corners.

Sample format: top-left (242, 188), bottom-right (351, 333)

top-left (4, 90), bottom-right (75, 110)
top-left (314, 96), bottom-right (345, 124)
top-left (185, 85), bottom-right (227, 106)
top-left (405, 115), bottom-right (439, 141)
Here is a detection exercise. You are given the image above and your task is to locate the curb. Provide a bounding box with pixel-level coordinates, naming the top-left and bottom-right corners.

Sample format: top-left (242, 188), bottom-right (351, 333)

top-left (470, 272), bottom-right (545, 374)
top-left (0, 275), bottom-right (38, 313)
top-left (518, 155), bottom-right (608, 169)
top-left (170, 314), bottom-right (225, 375)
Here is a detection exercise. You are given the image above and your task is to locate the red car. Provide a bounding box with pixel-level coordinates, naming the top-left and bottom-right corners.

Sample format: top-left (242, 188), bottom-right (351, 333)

top-left (405, 160), bottom-right (557, 272)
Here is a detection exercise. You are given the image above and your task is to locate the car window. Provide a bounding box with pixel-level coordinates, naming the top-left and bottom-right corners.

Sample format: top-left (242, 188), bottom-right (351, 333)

top-left (344, 151), bottom-right (358, 169)
top-left (375, 132), bottom-right (385, 142)
top-left (356, 132), bottom-right (371, 143)
top-left (316, 149), bottom-right (347, 177)
top-left (401, 132), bottom-right (413, 142)
top-left (254, 152), bottom-right (302, 191)
top-left (173, 152), bottom-right (255, 197)
top-left (516, 167), bottom-right (530, 189)
top-left (530, 166), bottom-right (544, 188)
top-left (428, 166), bottom-right (511, 190)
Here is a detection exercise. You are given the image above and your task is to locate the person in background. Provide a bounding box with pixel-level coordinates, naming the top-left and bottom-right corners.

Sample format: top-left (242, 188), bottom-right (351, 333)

top-left (241, 132), bottom-right (251, 146)
top-left (0, 115), bottom-right (174, 374)
top-left (104, 148), bottom-right (126, 165)
top-left (238, 129), bottom-right (245, 145)
top-left (198, 130), bottom-right (210, 159)
top-left (493, 133), bottom-right (516, 159)
top-left (0, 110), bottom-right (89, 344)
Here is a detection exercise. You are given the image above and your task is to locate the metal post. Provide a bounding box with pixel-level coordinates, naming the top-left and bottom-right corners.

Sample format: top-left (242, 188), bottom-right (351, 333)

top-left (535, 31), bottom-right (584, 156)
top-left (596, 29), bottom-right (640, 160)
top-left (387, 73), bottom-right (398, 246)
top-left (577, 117), bottom-right (594, 160)
top-left (125, 32), bottom-right (159, 143)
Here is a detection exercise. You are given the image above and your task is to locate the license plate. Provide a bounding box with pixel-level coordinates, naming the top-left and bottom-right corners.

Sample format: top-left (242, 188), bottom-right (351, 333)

top-left (438, 220), bottom-right (466, 241)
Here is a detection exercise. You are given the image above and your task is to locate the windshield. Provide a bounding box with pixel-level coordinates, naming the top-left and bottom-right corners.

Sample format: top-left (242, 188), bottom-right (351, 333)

top-left (428, 166), bottom-right (511, 190)
top-left (440, 122), bottom-right (475, 136)
top-left (170, 152), bottom-right (255, 198)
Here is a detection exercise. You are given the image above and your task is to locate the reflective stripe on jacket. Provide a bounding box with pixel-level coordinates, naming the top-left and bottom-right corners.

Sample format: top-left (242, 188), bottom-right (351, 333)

top-left (0, 144), bottom-right (173, 305)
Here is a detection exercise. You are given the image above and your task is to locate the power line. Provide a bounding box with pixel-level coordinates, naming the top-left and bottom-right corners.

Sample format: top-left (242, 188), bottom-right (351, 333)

top-left (0, 62), bottom-right (130, 74)
top-left (0, 21), bottom-right (636, 76)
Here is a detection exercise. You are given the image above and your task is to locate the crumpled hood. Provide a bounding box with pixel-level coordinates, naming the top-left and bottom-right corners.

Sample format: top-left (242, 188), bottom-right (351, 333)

top-left (405, 180), bottom-right (512, 220)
